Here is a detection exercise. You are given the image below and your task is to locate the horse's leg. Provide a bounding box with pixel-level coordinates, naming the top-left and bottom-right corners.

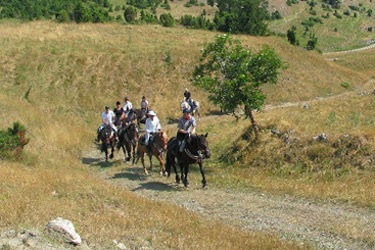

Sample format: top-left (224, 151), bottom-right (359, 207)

top-left (182, 164), bottom-right (189, 188)
top-left (178, 163), bottom-right (185, 185)
top-left (172, 156), bottom-right (180, 184)
top-left (125, 143), bottom-right (131, 162)
top-left (198, 162), bottom-right (207, 188)
top-left (102, 144), bottom-right (108, 162)
top-left (109, 143), bottom-right (114, 159)
top-left (148, 153), bottom-right (153, 172)
top-left (141, 152), bottom-right (148, 175)
top-left (131, 144), bottom-right (137, 165)
top-left (158, 154), bottom-right (166, 176)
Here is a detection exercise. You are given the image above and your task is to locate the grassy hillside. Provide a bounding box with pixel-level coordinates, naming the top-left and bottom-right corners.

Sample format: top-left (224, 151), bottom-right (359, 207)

top-left (0, 20), bottom-right (374, 248)
top-left (108, 0), bottom-right (375, 52)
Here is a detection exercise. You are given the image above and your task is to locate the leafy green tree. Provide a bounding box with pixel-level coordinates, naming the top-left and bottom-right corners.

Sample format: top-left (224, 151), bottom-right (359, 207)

top-left (193, 34), bottom-right (283, 138)
top-left (56, 9), bottom-right (71, 23)
top-left (159, 13), bottom-right (174, 27)
top-left (306, 33), bottom-right (318, 50)
top-left (287, 25), bottom-right (299, 45)
top-left (124, 6), bottom-right (138, 22)
top-left (213, 0), bottom-right (269, 35)
top-left (207, 0), bottom-right (215, 6)
top-left (73, 2), bottom-right (92, 23)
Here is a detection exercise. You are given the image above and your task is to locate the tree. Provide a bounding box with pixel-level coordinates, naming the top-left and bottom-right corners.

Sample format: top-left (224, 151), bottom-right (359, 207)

top-left (306, 33), bottom-right (318, 50)
top-left (159, 13), bottom-right (174, 27)
top-left (193, 34), bottom-right (283, 139)
top-left (213, 0), bottom-right (269, 35)
top-left (287, 25), bottom-right (299, 45)
top-left (124, 6), bottom-right (138, 22)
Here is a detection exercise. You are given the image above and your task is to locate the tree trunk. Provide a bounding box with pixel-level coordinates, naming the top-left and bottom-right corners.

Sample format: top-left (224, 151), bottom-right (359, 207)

top-left (245, 107), bottom-right (259, 140)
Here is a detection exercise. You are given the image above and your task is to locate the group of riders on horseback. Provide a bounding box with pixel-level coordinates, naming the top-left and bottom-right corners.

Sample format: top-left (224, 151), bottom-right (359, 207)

top-left (96, 90), bottom-right (209, 187)
top-left (97, 89), bottom-right (198, 152)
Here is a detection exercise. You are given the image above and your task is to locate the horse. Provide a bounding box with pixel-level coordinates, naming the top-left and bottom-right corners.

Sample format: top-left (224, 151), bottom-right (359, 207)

top-left (135, 131), bottom-right (169, 175)
top-left (117, 122), bottom-right (139, 164)
top-left (165, 133), bottom-right (210, 188)
top-left (180, 99), bottom-right (200, 118)
top-left (133, 108), bottom-right (147, 127)
top-left (98, 124), bottom-right (116, 162)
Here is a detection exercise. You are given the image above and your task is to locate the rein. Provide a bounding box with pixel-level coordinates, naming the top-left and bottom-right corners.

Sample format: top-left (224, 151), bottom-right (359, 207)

top-left (184, 148), bottom-right (205, 163)
top-left (183, 136), bottom-right (206, 162)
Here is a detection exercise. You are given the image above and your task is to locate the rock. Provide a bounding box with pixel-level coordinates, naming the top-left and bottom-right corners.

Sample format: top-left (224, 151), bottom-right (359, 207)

top-left (46, 217), bottom-right (82, 245)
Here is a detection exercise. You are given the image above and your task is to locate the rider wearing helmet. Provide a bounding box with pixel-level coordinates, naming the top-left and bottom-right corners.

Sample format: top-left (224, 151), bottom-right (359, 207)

top-left (177, 108), bottom-right (196, 152)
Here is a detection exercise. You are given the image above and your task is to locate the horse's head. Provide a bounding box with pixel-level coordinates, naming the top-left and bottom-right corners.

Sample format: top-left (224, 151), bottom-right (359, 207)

top-left (126, 123), bottom-right (139, 143)
top-left (154, 131), bottom-right (168, 150)
top-left (189, 133), bottom-right (210, 159)
top-left (100, 125), bottom-right (113, 144)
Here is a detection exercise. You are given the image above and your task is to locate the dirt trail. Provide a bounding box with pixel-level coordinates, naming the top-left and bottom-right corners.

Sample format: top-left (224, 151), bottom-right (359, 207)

top-left (83, 139), bottom-right (374, 250)
top-left (82, 81), bottom-right (375, 250)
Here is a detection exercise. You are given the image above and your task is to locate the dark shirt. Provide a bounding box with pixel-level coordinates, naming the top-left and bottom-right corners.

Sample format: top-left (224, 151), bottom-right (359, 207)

top-left (113, 107), bottom-right (125, 119)
top-left (184, 90), bottom-right (191, 100)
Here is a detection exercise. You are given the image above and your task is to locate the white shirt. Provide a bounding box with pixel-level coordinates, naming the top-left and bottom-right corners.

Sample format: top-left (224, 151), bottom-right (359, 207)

top-left (101, 110), bottom-right (115, 126)
top-left (145, 116), bottom-right (161, 133)
top-left (123, 101), bottom-right (133, 112)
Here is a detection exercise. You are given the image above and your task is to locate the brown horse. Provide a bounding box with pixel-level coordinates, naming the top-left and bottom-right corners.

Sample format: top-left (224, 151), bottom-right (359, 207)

top-left (98, 124), bottom-right (116, 162)
top-left (117, 122), bottom-right (139, 164)
top-left (135, 131), bottom-right (168, 175)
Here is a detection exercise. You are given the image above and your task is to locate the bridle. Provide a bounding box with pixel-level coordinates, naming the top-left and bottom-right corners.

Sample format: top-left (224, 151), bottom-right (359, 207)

top-left (184, 135), bottom-right (209, 163)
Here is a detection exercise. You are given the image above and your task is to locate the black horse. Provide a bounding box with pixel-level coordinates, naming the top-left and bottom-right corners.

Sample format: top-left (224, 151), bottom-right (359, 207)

top-left (117, 122), bottom-right (139, 164)
top-left (134, 108), bottom-right (147, 126)
top-left (165, 133), bottom-right (210, 188)
top-left (98, 124), bottom-right (116, 162)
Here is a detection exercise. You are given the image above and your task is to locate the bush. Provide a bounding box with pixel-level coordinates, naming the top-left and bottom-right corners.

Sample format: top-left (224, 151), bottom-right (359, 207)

top-left (159, 13), bottom-right (174, 27)
top-left (0, 122), bottom-right (29, 160)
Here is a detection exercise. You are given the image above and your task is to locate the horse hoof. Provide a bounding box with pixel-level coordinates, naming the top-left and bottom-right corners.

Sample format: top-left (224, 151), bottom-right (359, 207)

top-left (125, 157), bottom-right (130, 161)
top-left (110, 154), bottom-right (114, 159)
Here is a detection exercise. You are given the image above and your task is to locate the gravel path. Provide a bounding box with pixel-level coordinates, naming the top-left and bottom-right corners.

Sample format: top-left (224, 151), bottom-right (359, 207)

top-left (89, 147), bottom-right (375, 250)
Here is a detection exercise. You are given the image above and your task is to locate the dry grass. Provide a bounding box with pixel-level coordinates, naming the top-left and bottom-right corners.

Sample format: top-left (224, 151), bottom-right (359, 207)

top-left (0, 20), bottom-right (373, 248)
top-left (199, 92), bottom-right (375, 208)
top-left (0, 21), bottom-right (312, 249)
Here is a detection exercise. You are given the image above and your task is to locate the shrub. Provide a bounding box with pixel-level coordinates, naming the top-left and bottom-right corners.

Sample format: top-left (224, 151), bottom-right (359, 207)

top-left (0, 122), bottom-right (29, 160)
top-left (159, 13), bottom-right (174, 27)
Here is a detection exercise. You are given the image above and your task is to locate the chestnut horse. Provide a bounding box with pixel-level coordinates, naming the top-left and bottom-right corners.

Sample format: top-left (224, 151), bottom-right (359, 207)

top-left (135, 131), bottom-right (168, 175)
top-left (98, 124), bottom-right (116, 162)
top-left (117, 122), bottom-right (139, 164)
top-left (165, 133), bottom-right (210, 188)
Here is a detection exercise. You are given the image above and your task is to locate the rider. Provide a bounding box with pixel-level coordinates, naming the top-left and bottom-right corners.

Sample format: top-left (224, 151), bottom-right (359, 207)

top-left (177, 108), bottom-right (196, 152)
top-left (113, 101), bottom-right (125, 128)
top-left (123, 96), bottom-right (133, 116)
top-left (98, 106), bottom-right (118, 142)
top-left (184, 88), bottom-right (191, 101)
top-left (140, 96), bottom-right (149, 112)
top-left (145, 110), bottom-right (161, 153)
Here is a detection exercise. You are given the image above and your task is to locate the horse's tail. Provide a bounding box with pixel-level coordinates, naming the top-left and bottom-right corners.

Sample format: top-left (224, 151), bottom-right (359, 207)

top-left (165, 150), bottom-right (172, 177)
top-left (165, 137), bottom-right (177, 177)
